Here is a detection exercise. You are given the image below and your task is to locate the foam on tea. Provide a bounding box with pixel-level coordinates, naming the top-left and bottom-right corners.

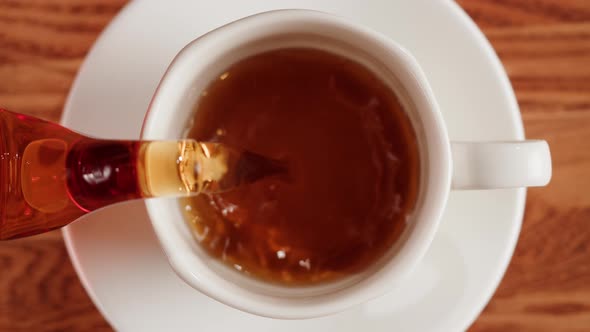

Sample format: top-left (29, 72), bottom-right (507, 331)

top-left (181, 48), bottom-right (420, 284)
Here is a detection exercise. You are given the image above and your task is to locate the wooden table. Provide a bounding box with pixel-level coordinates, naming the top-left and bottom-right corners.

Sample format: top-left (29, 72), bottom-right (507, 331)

top-left (0, 1), bottom-right (588, 330)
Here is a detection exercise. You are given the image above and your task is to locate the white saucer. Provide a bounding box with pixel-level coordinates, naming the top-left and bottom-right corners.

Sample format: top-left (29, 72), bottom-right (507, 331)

top-left (62, 1), bottom-right (525, 331)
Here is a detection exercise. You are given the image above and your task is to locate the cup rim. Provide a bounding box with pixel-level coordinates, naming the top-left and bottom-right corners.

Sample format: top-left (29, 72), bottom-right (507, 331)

top-left (141, 9), bottom-right (451, 319)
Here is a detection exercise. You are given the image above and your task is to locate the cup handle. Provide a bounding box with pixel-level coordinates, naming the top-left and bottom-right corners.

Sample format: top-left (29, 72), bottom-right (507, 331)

top-left (451, 140), bottom-right (552, 190)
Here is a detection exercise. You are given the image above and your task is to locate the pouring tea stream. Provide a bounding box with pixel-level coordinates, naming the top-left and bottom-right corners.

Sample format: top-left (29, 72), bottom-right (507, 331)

top-left (0, 109), bottom-right (284, 240)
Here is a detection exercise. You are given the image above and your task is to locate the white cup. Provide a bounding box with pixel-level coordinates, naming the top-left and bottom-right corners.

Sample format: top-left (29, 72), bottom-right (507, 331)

top-left (141, 9), bottom-right (551, 319)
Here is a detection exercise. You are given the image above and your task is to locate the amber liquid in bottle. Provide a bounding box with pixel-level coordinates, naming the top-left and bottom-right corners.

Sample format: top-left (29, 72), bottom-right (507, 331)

top-left (0, 109), bottom-right (282, 240)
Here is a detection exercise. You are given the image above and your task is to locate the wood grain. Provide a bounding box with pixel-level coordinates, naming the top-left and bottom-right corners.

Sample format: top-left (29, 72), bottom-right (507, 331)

top-left (459, 0), bottom-right (590, 331)
top-left (0, 0), bottom-right (588, 331)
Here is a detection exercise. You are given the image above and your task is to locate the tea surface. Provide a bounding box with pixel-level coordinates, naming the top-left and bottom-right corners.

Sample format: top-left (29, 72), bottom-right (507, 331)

top-left (182, 48), bottom-right (419, 284)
